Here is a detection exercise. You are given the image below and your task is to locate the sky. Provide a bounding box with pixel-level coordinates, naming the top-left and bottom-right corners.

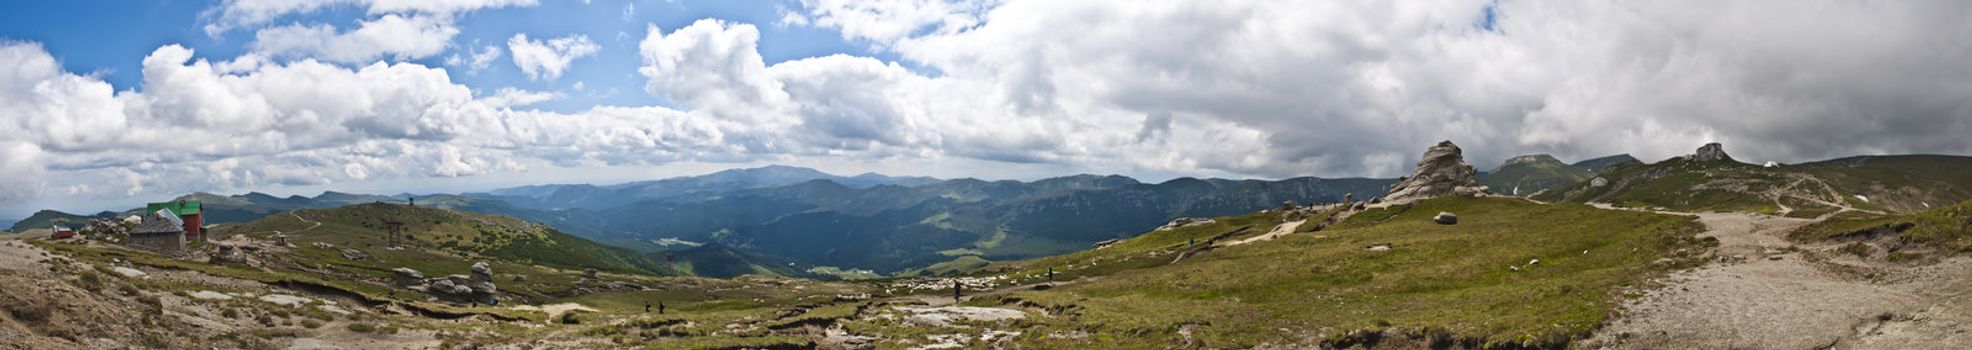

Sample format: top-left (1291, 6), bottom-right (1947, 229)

top-left (2, 0), bottom-right (1970, 218)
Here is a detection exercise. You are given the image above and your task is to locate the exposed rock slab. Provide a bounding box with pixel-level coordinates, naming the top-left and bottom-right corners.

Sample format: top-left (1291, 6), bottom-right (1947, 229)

top-left (1382, 140), bottom-right (1487, 204)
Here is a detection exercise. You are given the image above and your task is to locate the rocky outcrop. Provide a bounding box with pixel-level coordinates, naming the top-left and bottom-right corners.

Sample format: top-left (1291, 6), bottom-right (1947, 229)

top-left (470, 262), bottom-right (494, 282)
top-left (405, 262), bottom-right (499, 304)
top-left (1690, 142), bottom-right (1734, 162)
top-left (391, 267), bottom-right (424, 286)
top-left (1434, 212), bottom-right (1458, 225)
top-left (1382, 141), bottom-right (1488, 204)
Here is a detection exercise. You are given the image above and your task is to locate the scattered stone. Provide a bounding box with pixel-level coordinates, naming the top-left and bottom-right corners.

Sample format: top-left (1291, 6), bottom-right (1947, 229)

top-left (582, 268), bottom-right (598, 279)
top-left (188, 290), bottom-right (233, 300)
top-left (212, 244), bottom-right (247, 264)
top-left (1763, 161), bottom-right (1780, 168)
top-left (1434, 212), bottom-right (1458, 225)
top-left (1093, 238), bottom-right (1123, 249)
top-left (511, 274), bottom-right (528, 282)
top-left (898, 306), bottom-right (1027, 328)
top-left (1382, 141), bottom-right (1488, 204)
top-left (339, 248), bottom-right (367, 260)
top-left (1366, 244), bottom-right (1392, 252)
top-left (258, 294), bottom-right (312, 307)
top-left (1590, 177), bottom-right (1609, 187)
top-left (111, 266), bottom-right (148, 278)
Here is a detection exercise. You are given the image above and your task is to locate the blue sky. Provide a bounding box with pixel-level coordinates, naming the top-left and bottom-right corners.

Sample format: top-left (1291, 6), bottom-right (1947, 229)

top-left (0, 0), bottom-right (899, 113)
top-left (1, 0), bottom-right (1968, 219)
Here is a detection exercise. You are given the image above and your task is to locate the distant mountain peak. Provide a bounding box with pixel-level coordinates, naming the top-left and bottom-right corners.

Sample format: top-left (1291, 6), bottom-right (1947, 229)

top-left (1570, 154), bottom-right (1642, 174)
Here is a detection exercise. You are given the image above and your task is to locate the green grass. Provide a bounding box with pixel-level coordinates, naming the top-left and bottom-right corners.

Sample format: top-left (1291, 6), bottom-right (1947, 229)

top-left (897, 255), bottom-right (993, 277)
top-left (1481, 155), bottom-right (1595, 196)
top-left (977, 211), bottom-right (1287, 287)
top-left (1542, 155), bottom-right (1972, 215)
top-left (1789, 199), bottom-right (1972, 255)
top-left (987, 197), bottom-right (1707, 348)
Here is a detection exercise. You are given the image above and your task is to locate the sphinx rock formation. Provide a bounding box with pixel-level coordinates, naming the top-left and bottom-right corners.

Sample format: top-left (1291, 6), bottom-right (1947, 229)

top-left (1382, 141), bottom-right (1488, 204)
top-left (1689, 142), bottom-right (1734, 162)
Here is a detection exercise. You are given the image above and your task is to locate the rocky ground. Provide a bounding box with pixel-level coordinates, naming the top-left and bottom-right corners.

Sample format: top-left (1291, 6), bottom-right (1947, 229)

top-left (1585, 209), bottom-right (1972, 349)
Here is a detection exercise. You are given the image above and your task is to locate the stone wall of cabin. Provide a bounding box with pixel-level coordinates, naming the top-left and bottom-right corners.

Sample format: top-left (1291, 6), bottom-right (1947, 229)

top-left (126, 232), bottom-right (185, 252)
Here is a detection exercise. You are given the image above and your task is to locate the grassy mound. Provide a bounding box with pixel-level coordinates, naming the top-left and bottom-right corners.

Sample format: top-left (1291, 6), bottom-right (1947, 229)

top-left (1481, 154), bottom-right (1595, 196)
top-left (1789, 199), bottom-right (1972, 258)
top-left (994, 197), bottom-right (1708, 348)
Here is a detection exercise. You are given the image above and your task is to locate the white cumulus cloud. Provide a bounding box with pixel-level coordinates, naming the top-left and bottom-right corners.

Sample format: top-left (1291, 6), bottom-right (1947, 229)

top-left (508, 33), bottom-right (601, 81)
top-left (250, 14), bottom-right (460, 64)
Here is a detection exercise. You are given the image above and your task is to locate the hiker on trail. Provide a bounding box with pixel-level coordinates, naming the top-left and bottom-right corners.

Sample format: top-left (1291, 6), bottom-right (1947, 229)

top-left (953, 280), bottom-right (962, 302)
top-left (1047, 267), bottom-right (1055, 283)
top-left (659, 301), bottom-right (666, 315)
top-left (644, 302), bottom-right (650, 313)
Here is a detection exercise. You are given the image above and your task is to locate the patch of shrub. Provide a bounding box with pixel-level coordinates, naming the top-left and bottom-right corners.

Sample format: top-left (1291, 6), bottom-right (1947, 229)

top-left (346, 323), bottom-right (378, 333)
top-left (1838, 242), bottom-right (1873, 258)
top-left (77, 271), bottom-right (106, 292)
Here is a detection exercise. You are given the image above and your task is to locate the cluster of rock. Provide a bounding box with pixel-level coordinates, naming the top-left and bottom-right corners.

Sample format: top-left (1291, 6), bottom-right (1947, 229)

top-left (1381, 141), bottom-right (1488, 204)
top-left (397, 261), bottom-right (498, 304)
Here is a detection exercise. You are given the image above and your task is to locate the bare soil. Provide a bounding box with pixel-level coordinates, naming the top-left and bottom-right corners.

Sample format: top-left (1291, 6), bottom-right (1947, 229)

top-left (1584, 210), bottom-right (1972, 349)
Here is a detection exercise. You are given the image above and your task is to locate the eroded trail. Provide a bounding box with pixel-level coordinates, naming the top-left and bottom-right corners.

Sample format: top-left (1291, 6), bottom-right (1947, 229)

top-left (1222, 219), bottom-right (1304, 247)
top-left (1585, 209), bottom-right (1972, 349)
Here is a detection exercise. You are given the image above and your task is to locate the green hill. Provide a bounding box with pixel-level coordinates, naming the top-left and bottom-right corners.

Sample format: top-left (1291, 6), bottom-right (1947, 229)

top-left (660, 244), bottom-right (804, 278)
top-left (1537, 150), bottom-right (1972, 215)
top-left (1571, 154), bottom-right (1642, 173)
top-left (1789, 198), bottom-right (1972, 258)
top-left (1480, 154), bottom-right (1595, 196)
top-left (931, 197), bottom-right (1709, 348)
top-left (6, 210), bottom-right (116, 232)
top-left (221, 203), bottom-right (677, 279)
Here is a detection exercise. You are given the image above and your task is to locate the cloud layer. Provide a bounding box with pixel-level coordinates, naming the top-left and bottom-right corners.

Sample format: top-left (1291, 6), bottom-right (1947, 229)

top-left (4, 0), bottom-right (1971, 213)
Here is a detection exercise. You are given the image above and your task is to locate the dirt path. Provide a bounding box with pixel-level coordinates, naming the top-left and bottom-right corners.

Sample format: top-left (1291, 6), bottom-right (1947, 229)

top-left (510, 303), bottom-right (598, 321)
top-left (1222, 219), bottom-right (1305, 247)
top-left (1583, 207), bottom-right (1972, 349)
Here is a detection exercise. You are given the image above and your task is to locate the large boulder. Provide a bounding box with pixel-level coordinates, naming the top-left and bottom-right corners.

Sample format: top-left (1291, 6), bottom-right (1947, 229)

top-left (1690, 142), bottom-right (1734, 162)
top-left (470, 261), bottom-right (494, 283)
top-left (1382, 141), bottom-right (1488, 204)
top-left (391, 267), bottom-right (424, 286)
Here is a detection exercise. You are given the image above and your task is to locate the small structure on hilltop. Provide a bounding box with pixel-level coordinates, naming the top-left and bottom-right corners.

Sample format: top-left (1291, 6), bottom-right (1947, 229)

top-left (145, 200), bottom-right (203, 241)
top-left (1381, 141), bottom-right (1488, 204)
top-left (127, 209), bottom-right (188, 252)
top-left (382, 218), bottom-right (407, 248)
top-left (50, 223), bottom-right (76, 239)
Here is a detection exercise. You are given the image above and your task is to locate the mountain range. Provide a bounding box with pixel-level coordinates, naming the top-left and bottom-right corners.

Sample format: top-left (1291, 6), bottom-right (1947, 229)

top-left (8, 166), bottom-right (1392, 276)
